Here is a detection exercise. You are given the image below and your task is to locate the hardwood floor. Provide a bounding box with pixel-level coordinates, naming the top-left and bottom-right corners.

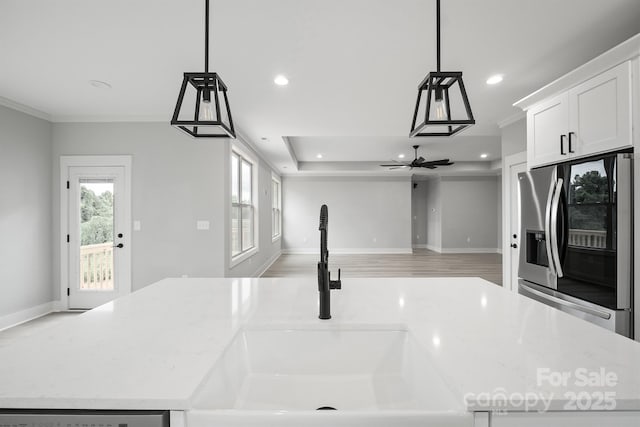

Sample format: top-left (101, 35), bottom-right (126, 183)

top-left (262, 249), bottom-right (503, 286)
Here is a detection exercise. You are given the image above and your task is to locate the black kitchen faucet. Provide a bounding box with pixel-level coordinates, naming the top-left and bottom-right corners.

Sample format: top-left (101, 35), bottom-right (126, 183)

top-left (317, 204), bottom-right (341, 319)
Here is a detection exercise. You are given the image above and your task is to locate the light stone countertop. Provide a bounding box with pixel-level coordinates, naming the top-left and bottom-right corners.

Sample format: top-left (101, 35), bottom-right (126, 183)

top-left (0, 277), bottom-right (639, 412)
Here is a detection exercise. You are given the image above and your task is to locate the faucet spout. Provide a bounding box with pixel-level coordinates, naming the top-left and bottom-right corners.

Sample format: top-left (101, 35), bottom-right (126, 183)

top-left (317, 205), bottom-right (341, 319)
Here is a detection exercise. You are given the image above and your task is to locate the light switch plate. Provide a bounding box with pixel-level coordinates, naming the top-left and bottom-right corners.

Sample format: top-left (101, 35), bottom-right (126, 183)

top-left (196, 220), bottom-right (210, 230)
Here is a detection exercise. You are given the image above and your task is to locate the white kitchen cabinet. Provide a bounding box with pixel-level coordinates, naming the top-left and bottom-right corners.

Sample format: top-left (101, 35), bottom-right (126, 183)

top-left (490, 411), bottom-right (640, 427)
top-left (527, 92), bottom-right (569, 167)
top-left (568, 61), bottom-right (632, 158)
top-left (525, 61), bottom-right (634, 168)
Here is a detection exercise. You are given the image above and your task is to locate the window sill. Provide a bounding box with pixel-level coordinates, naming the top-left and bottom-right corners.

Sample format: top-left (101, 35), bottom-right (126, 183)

top-left (230, 246), bottom-right (258, 268)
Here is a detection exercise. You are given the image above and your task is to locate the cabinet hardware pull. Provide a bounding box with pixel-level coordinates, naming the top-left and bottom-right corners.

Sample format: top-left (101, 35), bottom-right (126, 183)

top-left (560, 134), bottom-right (567, 155)
top-left (568, 132), bottom-right (575, 153)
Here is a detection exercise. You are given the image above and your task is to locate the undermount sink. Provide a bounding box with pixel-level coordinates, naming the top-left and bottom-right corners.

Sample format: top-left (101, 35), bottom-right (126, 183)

top-left (191, 326), bottom-right (463, 413)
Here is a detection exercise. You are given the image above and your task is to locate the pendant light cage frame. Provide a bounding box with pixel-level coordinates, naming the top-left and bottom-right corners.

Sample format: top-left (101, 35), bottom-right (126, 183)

top-left (409, 71), bottom-right (474, 137)
top-left (171, 0), bottom-right (236, 138)
top-left (171, 72), bottom-right (235, 138)
top-left (409, 0), bottom-right (475, 138)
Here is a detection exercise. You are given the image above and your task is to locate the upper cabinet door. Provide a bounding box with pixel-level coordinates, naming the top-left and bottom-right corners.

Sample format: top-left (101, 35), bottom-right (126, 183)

top-left (568, 61), bottom-right (632, 157)
top-left (527, 92), bottom-right (569, 168)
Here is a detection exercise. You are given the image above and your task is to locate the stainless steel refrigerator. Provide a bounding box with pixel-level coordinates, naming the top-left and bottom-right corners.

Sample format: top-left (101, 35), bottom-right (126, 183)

top-left (518, 151), bottom-right (633, 337)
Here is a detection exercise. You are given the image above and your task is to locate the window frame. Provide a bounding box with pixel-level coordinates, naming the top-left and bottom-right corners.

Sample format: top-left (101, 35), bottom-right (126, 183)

top-left (271, 174), bottom-right (282, 241)
top-left (230, 147), bottom-right (258, 267)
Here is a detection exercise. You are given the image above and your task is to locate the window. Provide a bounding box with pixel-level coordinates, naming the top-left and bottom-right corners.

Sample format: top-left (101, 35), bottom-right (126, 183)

top-left (272, 176), bottom-right (281, 240)
top-left (231, 151), bottom-right (255, 258)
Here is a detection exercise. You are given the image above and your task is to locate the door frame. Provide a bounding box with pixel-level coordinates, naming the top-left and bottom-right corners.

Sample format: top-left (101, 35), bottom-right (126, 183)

top-left (60, 155), bottom-right (132, 309)
top-left (502, 151), bottom-right (527, 291)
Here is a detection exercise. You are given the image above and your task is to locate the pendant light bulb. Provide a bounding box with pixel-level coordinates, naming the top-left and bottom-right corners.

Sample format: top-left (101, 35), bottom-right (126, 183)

top-left (200, 99), bottom-right (216, 121)
top-left (434, 88), bottom-right (446, 120)
top-left (199, 88), bottom-right (215, 121)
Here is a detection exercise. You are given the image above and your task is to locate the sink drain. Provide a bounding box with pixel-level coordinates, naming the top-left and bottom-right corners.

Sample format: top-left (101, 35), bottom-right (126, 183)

top-left (316, 406), bottom-right (337, 411)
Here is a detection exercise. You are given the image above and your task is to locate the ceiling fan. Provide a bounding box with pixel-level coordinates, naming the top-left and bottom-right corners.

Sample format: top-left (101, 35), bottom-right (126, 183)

top-left (380, 145), bottom-right (454, 170)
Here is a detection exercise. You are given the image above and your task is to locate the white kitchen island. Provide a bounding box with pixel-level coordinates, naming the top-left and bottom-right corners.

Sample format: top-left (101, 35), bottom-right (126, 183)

top-left (0, 277), bottom-right (639, 427)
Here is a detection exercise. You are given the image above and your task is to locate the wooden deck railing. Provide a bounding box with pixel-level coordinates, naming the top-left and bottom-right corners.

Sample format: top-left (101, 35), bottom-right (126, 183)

top-left (80, 242), bottom-right (114, 290)
top-left (568, 229), bottom-right (607, 249)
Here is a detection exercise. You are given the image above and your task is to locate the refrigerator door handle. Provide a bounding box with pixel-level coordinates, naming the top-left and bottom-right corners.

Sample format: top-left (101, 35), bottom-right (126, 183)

top-left (544, 176), bottom-right (557, 276)
top-left (520, 281), bottom-right (611, 320)
top-left (550, 178), bottom-right (564, 278)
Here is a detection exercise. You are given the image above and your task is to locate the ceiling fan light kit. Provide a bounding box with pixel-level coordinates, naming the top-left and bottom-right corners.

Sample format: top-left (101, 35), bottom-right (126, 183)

top-left (171, 0), bottom-right (236, 138)
top-left (409, 0), bottom-right (475, 137)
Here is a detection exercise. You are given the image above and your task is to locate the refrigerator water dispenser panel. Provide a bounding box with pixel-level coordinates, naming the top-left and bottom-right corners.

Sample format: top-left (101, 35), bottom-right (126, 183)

top-left (526, 230), bottom-right (549, 267)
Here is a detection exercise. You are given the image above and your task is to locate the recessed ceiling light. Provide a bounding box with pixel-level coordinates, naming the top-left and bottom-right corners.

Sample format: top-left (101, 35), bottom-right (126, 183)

top-left (88, 80), bottom-right (112, 89)
top-left (486, 74), bottom-right (504, 85)
top-left (260, 137), bottom-right (269, 141)
top-left (480, 153), bottom-right (489, 159)
top-left (316, 154), bottom-right (323, 159)
top-left (274, 75), bottom-right (289, 86)
top-left (398, 154), bottom-right (405, 159)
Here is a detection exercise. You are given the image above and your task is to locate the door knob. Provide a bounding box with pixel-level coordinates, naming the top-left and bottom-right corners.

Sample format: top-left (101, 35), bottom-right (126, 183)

top-left (113, 243), bottom-right (124, 249)
top-left (510, 243), bottom-right (518, 249)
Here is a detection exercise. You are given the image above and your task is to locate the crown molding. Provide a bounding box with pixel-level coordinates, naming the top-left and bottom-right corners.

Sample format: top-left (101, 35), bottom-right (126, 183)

top-left (514, 32), bottom-right (640, 111)
top-left (497, 111), bottom-right (525, 129)
top-left (0, 96), bottom-right (52, 121)
top-left (51, 114), bottom-right (166, 123)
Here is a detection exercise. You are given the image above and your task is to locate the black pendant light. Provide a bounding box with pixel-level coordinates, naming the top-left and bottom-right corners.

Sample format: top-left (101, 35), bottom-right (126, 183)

top-left (171, 0), bottom-right (235, 138)
top-left (409, 0), bottom-right (474, 137)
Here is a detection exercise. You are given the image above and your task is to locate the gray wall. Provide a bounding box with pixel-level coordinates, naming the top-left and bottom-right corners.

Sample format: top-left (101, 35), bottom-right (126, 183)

top-left (282, 176), bottom-right (412, 252)
top-left (0, 105), bottom-right (52, 318)
top-left (424, 178), bottom-right (442, 251)
top-left (497, 174), bottom-right (503, 252)
top-left (440, 176), bottom-right (500, 251)
top-left (411, 181), bottom-right (428, 246)
top-left (501, 118), bottom-right (527, 158)
top-left (52, 122), bottom-right (281, 301)
top-left (52, 123), bottom-right (227, 298)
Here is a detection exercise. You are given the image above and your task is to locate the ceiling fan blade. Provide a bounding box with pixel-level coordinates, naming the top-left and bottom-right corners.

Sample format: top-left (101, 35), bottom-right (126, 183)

top-left (425, 159), bottom-right (452, 165)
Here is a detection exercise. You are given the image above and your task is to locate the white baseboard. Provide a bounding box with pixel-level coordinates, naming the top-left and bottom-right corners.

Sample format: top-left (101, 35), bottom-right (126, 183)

top-left (440, 248), bottom-right (500, 254)
top-left (283, 248), bottom-right (413, 255)
top-left (256, 250), bottom-right (282, 277)
top-left (425, 244), bottom-right (442, 253)
top-left (0, 301), bottom-right (55, 332)
top-left (412, 244), bottom-right (428, 249)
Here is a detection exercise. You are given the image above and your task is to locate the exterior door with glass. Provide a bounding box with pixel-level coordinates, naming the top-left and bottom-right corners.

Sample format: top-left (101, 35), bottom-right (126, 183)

top-left (66, 165), bottom-right (131, 309)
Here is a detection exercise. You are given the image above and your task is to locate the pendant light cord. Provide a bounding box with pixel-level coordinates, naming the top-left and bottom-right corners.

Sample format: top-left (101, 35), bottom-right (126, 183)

top-left (436, 0), bottom-right (440, 72)
top-left (205, 0), bottom-right (209, 74)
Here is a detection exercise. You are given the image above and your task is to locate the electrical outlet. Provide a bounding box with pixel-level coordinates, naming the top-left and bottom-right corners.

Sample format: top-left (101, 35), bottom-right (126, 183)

top-left (196, 220), bottom-right (210, 230)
